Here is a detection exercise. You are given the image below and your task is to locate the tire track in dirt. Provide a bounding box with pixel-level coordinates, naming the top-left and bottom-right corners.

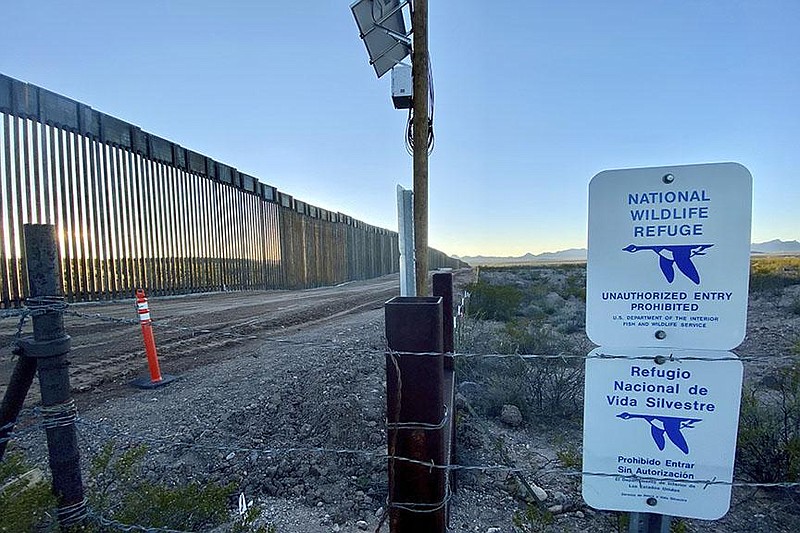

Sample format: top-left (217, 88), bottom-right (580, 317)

top-left (0, 275), bottom-right (401, 404)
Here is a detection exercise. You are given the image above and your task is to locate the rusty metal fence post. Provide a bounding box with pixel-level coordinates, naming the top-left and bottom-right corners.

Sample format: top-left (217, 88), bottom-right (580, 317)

top-left (384, 296), bottom-right (446, 532)
top-left (432, 271), bottom-right (457, 505)
top-left (432, 272), bottom-right (454, 355)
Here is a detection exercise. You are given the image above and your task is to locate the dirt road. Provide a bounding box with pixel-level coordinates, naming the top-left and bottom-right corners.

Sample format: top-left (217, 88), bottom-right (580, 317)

top-left (1, 274), bottom-right (403, 401)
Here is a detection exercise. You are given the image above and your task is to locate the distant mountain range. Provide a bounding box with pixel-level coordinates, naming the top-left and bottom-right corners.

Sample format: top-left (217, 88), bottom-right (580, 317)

top-left (750, 239), bottom-right (800, 254)
top-left (455, 240), bottom-right (800, 266)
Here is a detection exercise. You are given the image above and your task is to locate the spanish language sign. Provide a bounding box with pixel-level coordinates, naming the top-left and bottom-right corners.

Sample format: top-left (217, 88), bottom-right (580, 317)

top-left (582, 348), bottom-right (743, 520)
top-left (586, 163), bottom-right (752, 350)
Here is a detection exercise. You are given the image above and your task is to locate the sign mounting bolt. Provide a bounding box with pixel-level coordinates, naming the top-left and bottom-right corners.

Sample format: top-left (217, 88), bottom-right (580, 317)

top-left (655, 330), bottom-right (667, 340)
top-left (662, 173), bottom-right (675, 184)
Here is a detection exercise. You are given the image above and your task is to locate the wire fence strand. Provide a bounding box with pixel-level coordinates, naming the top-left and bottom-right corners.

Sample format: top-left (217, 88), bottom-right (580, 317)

top-left (64, 417), bottom-right (800, 491)
top-left (4, 302), bottom-right (796, 361)
top-left (3, 294), bottom-right (799, 532)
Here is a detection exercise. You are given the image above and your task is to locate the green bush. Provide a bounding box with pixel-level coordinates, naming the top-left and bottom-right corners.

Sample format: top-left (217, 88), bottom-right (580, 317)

top-left (2, 440), bottom-right (273, 533)
top-left (0, 449), bottom-right (58, 532)
top-left (556, 443), bottom-right (581, 470)
top-left (503, 319), bottom-right (574, 355)
top-left (89, 441), bottom-right (270, 532)
top-left (563, 272), bottom-right (586, 301)
top-left (456, 303), bottom-right (584, 424)
top-left (466, 280), bottom-right (523, 321)
top-left (749, 257), bottom-right (800, 295)
top-left (460, 355), bottom-right (583, 423)
top-left (736, 364), bottom-right (800, 482)
top-left (512, 502), bottom-right (553, 532)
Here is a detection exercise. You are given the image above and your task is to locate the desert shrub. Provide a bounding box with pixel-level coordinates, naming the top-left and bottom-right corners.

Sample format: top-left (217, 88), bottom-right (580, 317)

top-left (557, 315), bottom-right (585, 335)
top-left (736, 363), bottom-right (800, 482)
top-left (466, 280), bottom-right (523, 321)
top-left (89, 441), bottom-right (270, 532)
top-left (512, 502), bottom-right (553, 532)
top-left (459, 355), bottom-right (584, 423)
top-left (0, 448), bottom-right (58, 531)
top-left (556, 443), bottom-right (582, 470)
top-left (502, 318), bottom-right (575, 355)
top-left (749, 257), bottom-right (800, 295)
top-left (455, 315), bottom-right (505, 354)
top-left (456, 311), bottom-right (584, 423)
top-left (563, 272), bottom-right (587, 301)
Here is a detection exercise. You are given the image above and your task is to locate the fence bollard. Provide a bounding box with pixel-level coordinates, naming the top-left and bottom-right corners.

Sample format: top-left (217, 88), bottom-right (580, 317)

top-left (384, 296), bottom-right (446, 532)
top-left (130, 289), bottom-right (176, 389)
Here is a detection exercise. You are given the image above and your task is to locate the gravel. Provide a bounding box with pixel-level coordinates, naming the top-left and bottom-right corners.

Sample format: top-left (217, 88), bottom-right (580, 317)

top-left (7, 266), bottom-right (800, 532)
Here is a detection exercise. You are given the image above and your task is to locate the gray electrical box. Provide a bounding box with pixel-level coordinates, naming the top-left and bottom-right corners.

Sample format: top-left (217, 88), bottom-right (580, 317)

top-left (391, 64), bottom-right (412, 109)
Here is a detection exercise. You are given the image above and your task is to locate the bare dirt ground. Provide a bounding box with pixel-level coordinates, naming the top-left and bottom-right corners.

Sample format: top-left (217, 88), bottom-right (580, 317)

top-left (4, 266), bottom-right (800, 532)
top-left (1, 274), bottom-right (402, 403)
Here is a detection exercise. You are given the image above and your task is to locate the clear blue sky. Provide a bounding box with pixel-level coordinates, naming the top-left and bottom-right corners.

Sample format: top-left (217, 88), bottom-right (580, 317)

top-left (1, 1), bottom-right (797, 257)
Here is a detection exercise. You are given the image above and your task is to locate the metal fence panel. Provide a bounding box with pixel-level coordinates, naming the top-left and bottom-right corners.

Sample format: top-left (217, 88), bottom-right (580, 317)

top-left (0, 73), bottom-right (465, 307)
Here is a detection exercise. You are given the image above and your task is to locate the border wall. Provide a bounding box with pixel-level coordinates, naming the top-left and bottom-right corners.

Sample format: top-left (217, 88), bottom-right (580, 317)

top-left (0, 73), bottom-right (464, 306)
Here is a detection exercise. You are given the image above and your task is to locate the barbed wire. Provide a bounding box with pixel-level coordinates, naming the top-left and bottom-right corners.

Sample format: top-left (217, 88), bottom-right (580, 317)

top-left (67, 417), bottom-right (800, 490)
top-left (390, 349), bottom-right (800, 364)
top-left (0, 420), bottom-right (49, 445)
top-left (87, 511), bottom-right (194, 533)
top-left (390, 482), bottom-right (453, 513)
top-left (4, 291), bottom-right (799, 531)
top-left (1, 308), bottom-right (29, 319)
top-left (4, 301), bottom-right (796, 362)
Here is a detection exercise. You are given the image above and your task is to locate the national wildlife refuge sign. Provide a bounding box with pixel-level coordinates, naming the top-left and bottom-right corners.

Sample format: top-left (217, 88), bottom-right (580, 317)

top-left (586, 162), bottom-right (752, 350)
top-left (582, 162), bottom-right (753, 520)
top-left (582, 347), bottom-right (743, 520)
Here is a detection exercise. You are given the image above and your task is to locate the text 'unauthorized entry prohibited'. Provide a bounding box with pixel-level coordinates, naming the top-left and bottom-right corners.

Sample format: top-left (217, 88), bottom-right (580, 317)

top-left (582, 162), bottom-right (753, 521)
top-left (586, 162), bottom-right (752, 351)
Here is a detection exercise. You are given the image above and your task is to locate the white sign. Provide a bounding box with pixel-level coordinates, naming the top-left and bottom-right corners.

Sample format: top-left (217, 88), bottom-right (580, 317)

top-left (586, 162), bottom-right (752, 350)
top-left (582, 348), bottom-right (743, 520)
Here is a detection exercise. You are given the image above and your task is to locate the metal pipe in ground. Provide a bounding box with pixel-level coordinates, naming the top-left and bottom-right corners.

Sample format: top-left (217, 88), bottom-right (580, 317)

top-left (629, 512), bottom-right (672, 533)
top-left (384, 296), bottom-right (446, 532)
top-left (20, 224), bottom-right (86, 528)
top-left (0, 354), bottom-right (37, 460)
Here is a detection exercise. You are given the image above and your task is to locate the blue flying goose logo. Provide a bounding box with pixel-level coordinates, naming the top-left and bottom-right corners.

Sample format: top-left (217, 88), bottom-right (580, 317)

top-left (616, 412), bottom-right (702, 454)
top-left (623, 244), bottom-right (713, 284)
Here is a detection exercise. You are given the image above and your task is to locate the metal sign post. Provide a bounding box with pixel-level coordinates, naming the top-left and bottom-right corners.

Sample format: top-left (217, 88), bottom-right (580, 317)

top-left (397, 185), bottom-right (416, 296)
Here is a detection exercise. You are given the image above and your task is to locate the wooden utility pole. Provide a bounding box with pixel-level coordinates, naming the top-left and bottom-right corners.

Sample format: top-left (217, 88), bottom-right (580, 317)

top-left (412, 0), bottom-right (429, 296)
